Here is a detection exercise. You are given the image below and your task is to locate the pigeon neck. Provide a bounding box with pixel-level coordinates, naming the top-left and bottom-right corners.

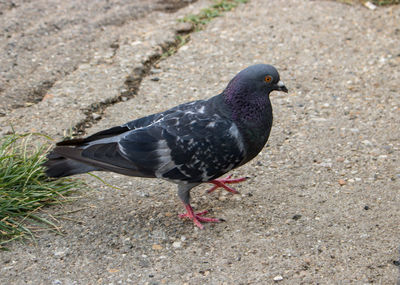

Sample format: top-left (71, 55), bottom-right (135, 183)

top-left (220, 78), bottom-right (274, 164)
top-left (222, 80), bottom-right (272, 125)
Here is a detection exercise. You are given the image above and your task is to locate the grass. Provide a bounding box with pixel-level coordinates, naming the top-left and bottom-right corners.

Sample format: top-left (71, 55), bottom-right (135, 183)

top-left (340, 0), bottom-right (399, 5)
top-left (161, 0), bottom-right (248, 59)
top-left (368, 0), bottom-right (399, 4)
top-left (161, 35), bottom-right (190, 59)
top-left (180, 0), bottom-right (248, 31)
top-left (0, 133), bottom-right (85, 249)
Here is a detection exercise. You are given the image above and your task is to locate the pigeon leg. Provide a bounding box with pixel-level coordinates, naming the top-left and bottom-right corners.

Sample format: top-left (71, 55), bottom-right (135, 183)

top-left (177, 183), bottom-right (222, 229)
top-left (207, 174), bottom-right (247, 194)
top-left (178, 204), bottom-right (222, 229)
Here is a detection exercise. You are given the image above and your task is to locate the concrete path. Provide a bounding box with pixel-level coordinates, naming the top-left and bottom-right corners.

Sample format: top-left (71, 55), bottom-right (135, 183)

top-left (1, 0), bottom-right (399, 284)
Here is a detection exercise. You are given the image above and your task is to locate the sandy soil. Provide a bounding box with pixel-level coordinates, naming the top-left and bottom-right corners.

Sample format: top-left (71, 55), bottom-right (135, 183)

top-left (0, 0), bottom-right (399, 284)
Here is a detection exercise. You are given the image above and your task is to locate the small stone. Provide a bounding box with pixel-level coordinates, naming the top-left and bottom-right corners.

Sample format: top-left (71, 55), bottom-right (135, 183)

top-left (41, 93), bottom-right (54, 101)
top-left (311, 117), bottom-right (327, 122)
top-left (110, 42), bottom-right (119, 49)
top-left (364, 1), bottom-right (377, 10)
top-left (234, 195), bottom-right (242, 201)
top-left (152, 244), bottom-right (163, 250)
top-left (172, 241), bottom-right (181, 248)
top-left (361, 140), bottom-right (373, 146)
top-left (151, 77), bottom-right (160, 81)
top-left (382, 145), bottom-right (393, 153)
top-left (273, 275), bottom-right (283, 281)
top-left (176, 22), bottom-right (194, 34)
top-left (218, 196), bottom-right (227, 201)
top-left (92, 113), bottom-right (101, 120)
top-left (150, 68), bottom-right (162, 74)
top-left (319, 161), bottom-right (332, 168)
top-left (338, 179), bottom-right (346, 186)
top-left (54, 251), bottom-right (66, 257)
top-left (292, 214), bottom-right (302, 220)
top-left (364, 205), bottom-right (370, 210)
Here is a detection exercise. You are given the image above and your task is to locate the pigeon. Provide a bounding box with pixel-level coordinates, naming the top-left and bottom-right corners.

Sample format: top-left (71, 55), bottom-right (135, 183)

top-left (44, 64), bottom-right (288, 229)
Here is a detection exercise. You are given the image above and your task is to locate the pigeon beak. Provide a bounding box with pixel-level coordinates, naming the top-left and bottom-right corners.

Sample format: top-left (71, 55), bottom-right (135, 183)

top-left (276, 80), bottom-right (288, 93)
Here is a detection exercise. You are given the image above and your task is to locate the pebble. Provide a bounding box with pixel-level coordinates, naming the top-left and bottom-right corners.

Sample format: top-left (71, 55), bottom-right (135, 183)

top-left (319, 161), bottom-right (333, 168)
top-left (273, 275), bottom-right (283, 281)
top-left (176, 22), bottom-right (194, 33)
top-left (364, 1), bottom-right (377, 10)
top-left (150, 68), bottom-right (162, 74)
top-left (152, 244), bottom-right (163, 250)
top-left (338, 179), bottom-right (346, 186)
top-left (92, 113), bottom-right (101, 120)
top-left (361, 140), bottom-right (373, 146)
top-left (292, 214), bottom-right (302, 220)
top-left (172, 241), bottom-right (182, 248)
top-left (54, 251), bottom-right (66, 257)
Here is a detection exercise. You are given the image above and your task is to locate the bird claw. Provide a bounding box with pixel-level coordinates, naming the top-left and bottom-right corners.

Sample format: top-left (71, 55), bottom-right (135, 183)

top-left (207, 175), bottom-right (247, 194)
top-left (179, 204), bottom-right (222, 229)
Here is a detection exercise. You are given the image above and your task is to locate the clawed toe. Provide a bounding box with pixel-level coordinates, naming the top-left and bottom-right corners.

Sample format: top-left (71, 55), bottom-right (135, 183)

top-left (207, 175), bottom-right (247, 194)
top-left (179, 204), bottom-right (223, 229)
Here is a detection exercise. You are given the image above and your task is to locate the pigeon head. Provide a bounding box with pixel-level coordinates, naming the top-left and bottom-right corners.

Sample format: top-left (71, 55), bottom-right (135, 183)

top-left (222, 64), bottom-right (288, 122)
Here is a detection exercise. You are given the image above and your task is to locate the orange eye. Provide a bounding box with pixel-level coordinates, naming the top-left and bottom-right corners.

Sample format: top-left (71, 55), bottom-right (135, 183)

top-left (264, 75), bottom-right (272, 83)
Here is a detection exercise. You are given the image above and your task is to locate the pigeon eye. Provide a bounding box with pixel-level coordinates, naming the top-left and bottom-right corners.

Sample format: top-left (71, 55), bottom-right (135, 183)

top-left (264, 75), bottom-right (272, 83)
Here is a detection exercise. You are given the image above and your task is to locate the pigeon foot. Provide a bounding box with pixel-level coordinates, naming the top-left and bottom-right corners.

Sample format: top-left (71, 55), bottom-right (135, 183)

top-left (207, 174), bottom-right (247, 194)
top-left (179, 204), bottom-right (222, 229)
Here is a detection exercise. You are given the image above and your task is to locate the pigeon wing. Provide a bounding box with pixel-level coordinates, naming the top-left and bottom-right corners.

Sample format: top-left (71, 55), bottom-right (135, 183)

top-left (70, 107), bottom-right (246, 182)
top-left (118, 110), bottom-right (246, 182)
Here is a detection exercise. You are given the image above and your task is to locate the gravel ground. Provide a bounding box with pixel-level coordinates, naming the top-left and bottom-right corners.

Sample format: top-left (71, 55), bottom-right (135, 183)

top-left (1, 0), bottom-right (400, 284)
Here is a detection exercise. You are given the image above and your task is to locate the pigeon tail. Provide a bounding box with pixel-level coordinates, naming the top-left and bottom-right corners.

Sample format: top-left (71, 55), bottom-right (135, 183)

top-left (44, 152), bottom-right (100, 178)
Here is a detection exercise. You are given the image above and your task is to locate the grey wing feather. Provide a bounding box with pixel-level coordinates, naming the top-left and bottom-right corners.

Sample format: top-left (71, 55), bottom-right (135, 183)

top-left (47, 99), bottom-right (246, 182)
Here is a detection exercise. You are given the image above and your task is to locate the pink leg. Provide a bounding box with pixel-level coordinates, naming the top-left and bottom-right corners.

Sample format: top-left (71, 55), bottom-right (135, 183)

top-left (207, 174), bottom-right (247, 194)
top-left (178, 204), bottom-right (222, 229)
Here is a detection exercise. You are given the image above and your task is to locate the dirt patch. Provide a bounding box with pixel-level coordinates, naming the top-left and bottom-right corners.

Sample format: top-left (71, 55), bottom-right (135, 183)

top-left (0, 0), bottom-right (196, 116)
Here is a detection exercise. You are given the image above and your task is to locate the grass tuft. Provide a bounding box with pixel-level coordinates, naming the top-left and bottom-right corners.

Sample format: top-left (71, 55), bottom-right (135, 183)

top-left (370, 0), bottom-right (399, 5)
top-left (161, 35), bottom-right (190, 59)
top-left (180, 0), bottom-right (248, 31)
top-left (0, 133), bottom-right (85, 249)
top-left (339, 0), bottom-right (399, 5)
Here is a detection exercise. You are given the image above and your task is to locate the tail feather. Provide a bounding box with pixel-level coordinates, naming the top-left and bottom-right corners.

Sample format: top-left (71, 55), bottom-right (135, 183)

top-left (44, 152), bottom-right (100, 178)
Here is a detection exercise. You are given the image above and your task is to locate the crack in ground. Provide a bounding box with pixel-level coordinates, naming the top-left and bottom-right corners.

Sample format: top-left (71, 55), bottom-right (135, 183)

top-left (0, 0), bottom-right (198, 116)
top-left (71, 35), bottom-right (191, 137)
